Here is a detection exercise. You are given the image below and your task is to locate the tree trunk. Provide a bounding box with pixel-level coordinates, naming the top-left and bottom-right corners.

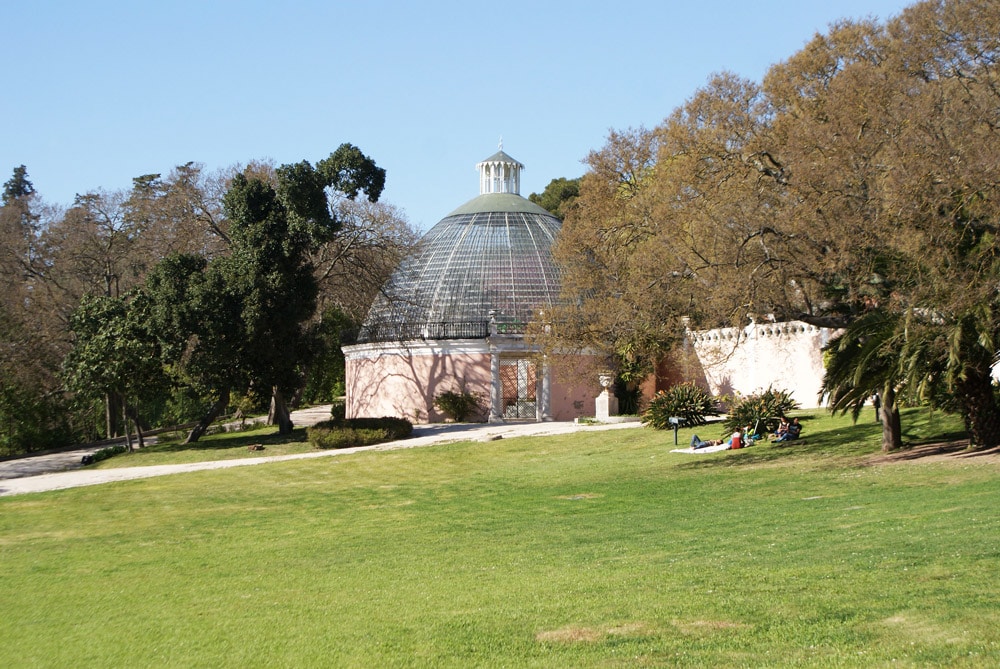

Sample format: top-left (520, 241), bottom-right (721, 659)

top-left (133, 416), bottom-right (145, 450)
top-left (124, 404), bottom-right (147, 449)
top-left (956, 366), bottom-right (1000, 449)
top-left (121, 398), bottom-right (146, 451)
top-left (269, 387), bottom-right (293, 435)
top-left (105, 392), bottom-right (122, 438)
top-left (186, 387), bottom-right (230, 444)
top-left (121, 398), bottom-right (134, 453)
top-left (289, 381), bottom-right (306, 410)
top-left (124, 403), bottom-right (151, 433)
top-left (105, 394), bottom-right (112, 438)
top-left (879, 386), bottom-right (902, 452)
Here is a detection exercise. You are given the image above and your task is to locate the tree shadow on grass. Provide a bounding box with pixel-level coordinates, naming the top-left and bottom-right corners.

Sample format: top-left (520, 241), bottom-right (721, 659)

top-left (149, 426), bottom-right (310, 454)
top-left (672, 412), bottom-right (970, 471)
top-left (678, 415), bottom-right (882, 470)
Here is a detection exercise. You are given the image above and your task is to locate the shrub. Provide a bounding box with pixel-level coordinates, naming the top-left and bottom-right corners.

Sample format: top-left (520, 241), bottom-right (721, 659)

top-left (642, 383), bottom-right (719, 430)
top-left (307, 417), bottom-right (413, 449)
top-left (724, 387), bottom-right (800, 435)
top-left (330, 399), bottom-right (346, 422)
top-left (433, 390), bottom-right (483, 422)
top-left (81, 444), bottom-right (128, 465)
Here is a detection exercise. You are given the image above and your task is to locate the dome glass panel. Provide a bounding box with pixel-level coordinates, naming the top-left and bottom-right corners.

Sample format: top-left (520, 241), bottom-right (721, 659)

top-left (357, 194), bottom-right (562, 343)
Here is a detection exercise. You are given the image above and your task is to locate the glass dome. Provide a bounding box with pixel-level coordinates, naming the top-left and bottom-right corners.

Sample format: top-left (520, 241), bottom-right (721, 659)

top-left (357, 191), bottom-right (562, 343)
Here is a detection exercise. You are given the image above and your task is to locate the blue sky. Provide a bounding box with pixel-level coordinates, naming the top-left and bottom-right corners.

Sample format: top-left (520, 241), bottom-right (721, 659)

top-left (3, 0), bottom-right (915, 232)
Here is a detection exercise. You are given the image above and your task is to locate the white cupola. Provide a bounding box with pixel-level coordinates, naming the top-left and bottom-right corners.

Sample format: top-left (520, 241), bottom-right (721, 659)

top-left (476, 142), bottom-right (524, 195)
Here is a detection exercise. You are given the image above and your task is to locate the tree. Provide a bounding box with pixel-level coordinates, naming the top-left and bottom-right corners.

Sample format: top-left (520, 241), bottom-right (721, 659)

top-left (310, 198), bottom-right (417, 323)
top-left (148, 145), bottom-right (387, 440)
top-left (145, 253), bottom-right (246, 443)
top-left (549, 127), bottom-right (693, 374)
top-left (0, 166), bottom-right (85, 453)
top-left (780, 2), bottom-right (1000, 447)
top-left (62, 293), bottom-right (166, 450)
top-left (316, 143), bottom-right (386, 203)
top-left (0, 165), bottom-right (40, 299)
top-left (557, 1), bottom-right (1000, 449)
top-left (1, 145), bottom-right (391, 450)
top-left (820, 311), bottom-right (904, 451)
top-left (529, 177), bottom-right (580, 221)
top-left (221, 171), bottom-right (319, 434)
top-left (229, 146), bottom-right (385, 432)
top-left (124, 163), bottom-right (230, 262)
top-left (2, 165), bottom-right (35, 204)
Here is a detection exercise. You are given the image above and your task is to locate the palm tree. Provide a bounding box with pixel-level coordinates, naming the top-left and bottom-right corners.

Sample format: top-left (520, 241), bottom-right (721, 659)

top-left (899, 305), bottom-right (1000, 449)
top-left (820, 309), bottom-right (903, 452)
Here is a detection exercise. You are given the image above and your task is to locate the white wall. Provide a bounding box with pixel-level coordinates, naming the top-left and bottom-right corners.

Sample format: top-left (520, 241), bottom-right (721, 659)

top-left (687, 321), bottom-right (838, 408)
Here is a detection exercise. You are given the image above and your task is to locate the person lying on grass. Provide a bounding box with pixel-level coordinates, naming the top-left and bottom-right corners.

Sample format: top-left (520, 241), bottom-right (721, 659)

top-left (690, 435), bottom-right (723, 449)
top-left (690, 427), bottom-right (748, 450)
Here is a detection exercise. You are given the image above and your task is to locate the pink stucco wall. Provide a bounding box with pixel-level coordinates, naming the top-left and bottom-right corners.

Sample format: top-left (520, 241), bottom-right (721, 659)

top-left (548, 353), bottom-right (600, 420)
top-left (346, 347), bottom-right (492, 422)
top-left (344, 341), bottom-right (599, 423)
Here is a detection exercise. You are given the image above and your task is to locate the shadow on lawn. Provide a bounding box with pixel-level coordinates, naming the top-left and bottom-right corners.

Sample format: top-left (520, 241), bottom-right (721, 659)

top-left (151, 427), bottom-right (310, 453)
top-left (675, 411), bottom-right (974, 471)
top-left (676, 415), bottom-right (886, 470)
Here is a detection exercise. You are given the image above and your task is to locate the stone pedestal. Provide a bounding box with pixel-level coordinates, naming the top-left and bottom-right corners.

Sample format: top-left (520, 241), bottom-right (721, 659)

top-left (595, 389), bottom-right (618, 421)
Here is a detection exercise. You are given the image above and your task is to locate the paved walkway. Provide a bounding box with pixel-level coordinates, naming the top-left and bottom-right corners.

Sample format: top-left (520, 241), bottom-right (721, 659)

top-left (0, 405), bottom-right (337, 481)
top-left (0, 411), bottom-right (642, 497)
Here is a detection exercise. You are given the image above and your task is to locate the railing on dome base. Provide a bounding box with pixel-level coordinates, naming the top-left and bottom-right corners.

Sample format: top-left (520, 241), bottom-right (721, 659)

top-left (357, 320), bottom-right (527, 343)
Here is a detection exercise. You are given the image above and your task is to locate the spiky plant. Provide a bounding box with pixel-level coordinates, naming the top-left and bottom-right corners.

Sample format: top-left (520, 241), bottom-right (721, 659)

top-left (723, 387), bottom-right (800, 435)
top-left (642, 382), bottom-right (719, 430)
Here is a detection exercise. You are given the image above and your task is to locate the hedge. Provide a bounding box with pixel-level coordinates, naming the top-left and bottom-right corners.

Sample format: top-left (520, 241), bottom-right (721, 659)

top-left (306, 417), bottom-right (413, 450)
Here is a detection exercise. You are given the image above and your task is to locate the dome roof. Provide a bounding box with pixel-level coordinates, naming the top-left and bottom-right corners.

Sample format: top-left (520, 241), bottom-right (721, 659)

top-left (357, 191), bottom-right (563, 344)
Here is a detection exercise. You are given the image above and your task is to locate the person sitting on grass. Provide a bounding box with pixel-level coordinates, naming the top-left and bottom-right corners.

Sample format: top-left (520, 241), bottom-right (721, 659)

top-left (771, 416), bottom-right (789, 440)
top-left (744, 423), bottom-right (764, 444)
top-left (775, 417), bottom-right (802, 442)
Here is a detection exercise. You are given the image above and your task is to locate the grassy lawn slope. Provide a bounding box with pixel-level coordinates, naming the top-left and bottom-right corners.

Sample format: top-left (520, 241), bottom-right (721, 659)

top-left (1, 408), bottom-right (998, 667)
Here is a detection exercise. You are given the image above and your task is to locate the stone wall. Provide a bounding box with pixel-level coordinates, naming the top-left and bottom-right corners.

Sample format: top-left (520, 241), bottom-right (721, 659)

top-left (645, 321), bottom-right (839, 409)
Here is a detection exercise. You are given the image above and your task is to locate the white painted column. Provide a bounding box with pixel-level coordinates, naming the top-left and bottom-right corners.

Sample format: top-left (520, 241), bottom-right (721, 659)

top-left (489, 347), bottom-right (503, 423)
top-left (488, 311), bottom-right (504, 423)
top-left (537, 357), bottom-right (552, 421)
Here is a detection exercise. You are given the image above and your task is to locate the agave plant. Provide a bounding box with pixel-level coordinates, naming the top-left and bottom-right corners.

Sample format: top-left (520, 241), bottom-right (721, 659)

top-left (642, 382), bottom-right (719, 430)
top-left (723, 387), bottom-right (800, 435)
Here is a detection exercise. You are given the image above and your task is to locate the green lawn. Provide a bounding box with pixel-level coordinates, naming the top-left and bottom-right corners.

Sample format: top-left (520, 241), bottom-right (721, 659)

top-left (2, 408), bottom-right (998, 667)
top-left (90, 423), bottom-right (319, 468)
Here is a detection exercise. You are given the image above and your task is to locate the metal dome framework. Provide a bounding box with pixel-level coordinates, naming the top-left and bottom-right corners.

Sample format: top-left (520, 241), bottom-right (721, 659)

top-left (357, 160), bottom-right (563, 344)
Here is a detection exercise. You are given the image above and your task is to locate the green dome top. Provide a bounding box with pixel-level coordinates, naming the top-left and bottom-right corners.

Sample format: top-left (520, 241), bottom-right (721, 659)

top-left (446, 192), bottom-right (552, 217)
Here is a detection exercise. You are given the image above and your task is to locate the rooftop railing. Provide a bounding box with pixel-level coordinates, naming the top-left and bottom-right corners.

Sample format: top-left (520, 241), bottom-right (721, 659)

top-left (356, 319), bottom-right (528, 343)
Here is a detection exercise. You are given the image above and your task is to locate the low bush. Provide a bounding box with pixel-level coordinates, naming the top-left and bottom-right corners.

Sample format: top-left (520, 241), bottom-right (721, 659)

top-left (724, 386), bottom-right (800, 435)
top-left (81, 443), bottom-right (128, 465)
top-left (307, 417), bottom-right (413, 450)
top-left (433, 390), bottom-right (483, 422)
top-left (642, 382), bottom-right (719, 430)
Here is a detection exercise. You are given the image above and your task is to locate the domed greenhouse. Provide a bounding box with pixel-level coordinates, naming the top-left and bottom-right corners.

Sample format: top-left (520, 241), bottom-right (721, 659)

top-left (343, 150), bottom-right (599, 423)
